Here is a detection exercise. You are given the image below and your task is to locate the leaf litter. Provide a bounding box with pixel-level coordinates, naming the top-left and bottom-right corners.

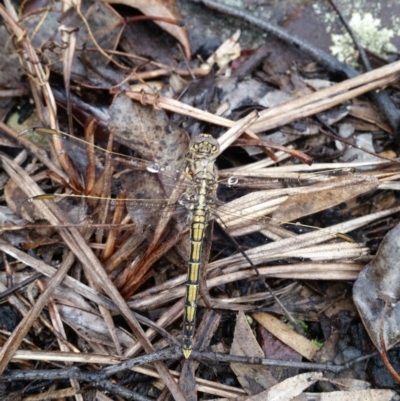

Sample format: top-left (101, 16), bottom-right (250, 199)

top-left (0, 0), bottom-right (400, 400)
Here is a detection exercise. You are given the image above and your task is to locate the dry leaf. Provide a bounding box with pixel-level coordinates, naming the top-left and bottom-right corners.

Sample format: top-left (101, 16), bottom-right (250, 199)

top-left (353, 223), bottom-right (400, 375)
top-left (252, 312), bottom-right (320, 360)
top-left (109, 93), bottom-right (189, 173)
top-left (230, 311), bottom-right (277, 394)
top-left (104, 0), bottom-right (191, 58)
top-left (329, 378), bottom-right (371, 391)
top-left (245, 372), bottom-right (323, 401)
top-left (293, 389), bottom-right (399, 401)
top-left (204, 30), bottom-right (241, 70)
top-left (349, 99), bottom-right (393, 134)
top-left (58, 305), bottom-right (135, 349)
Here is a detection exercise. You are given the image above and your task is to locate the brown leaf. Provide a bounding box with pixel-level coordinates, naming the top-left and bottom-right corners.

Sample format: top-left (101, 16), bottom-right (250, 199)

top-left (258, 324), bottom-right (302, 381)
top-left (58, 305), bottom-right (135, 349)
top-left (353, 223), bottom-right (400, 353)
top-left (105, 0), bottom-right (191, 58)
top-left (109, 93), bottom-right (189, 175)
top-left (108, 93), bottom-right (189, 229)
top-left (349, 99), bottom-right (393, 134)
top-left (245, 372), bottom-right (323, 401)
top-left (4, 179), bottom-right (35, 223)
top-left (292, 389), bottom-right (399, 401)
top-left (230, 311), bottom-right (277, 395)
top-left (253, 313), bottom-right (319, 361)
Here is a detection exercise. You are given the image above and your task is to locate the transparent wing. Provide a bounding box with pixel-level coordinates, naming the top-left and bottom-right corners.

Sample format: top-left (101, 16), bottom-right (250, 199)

top-left (19, 127), bottom-right (377, 240)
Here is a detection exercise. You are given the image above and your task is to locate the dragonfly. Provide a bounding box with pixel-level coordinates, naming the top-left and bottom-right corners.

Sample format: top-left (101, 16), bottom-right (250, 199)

top-left (18, 109), bottom-right (373, 358)
top-left (179, 133), bottom-right (219, 358)
top-left (22, 126), bottom-right (225, 357)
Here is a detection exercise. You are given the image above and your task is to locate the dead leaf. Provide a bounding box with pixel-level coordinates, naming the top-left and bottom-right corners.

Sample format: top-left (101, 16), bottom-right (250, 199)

top-left (244, 372), bottom-right (323, 401)
top-left (21, 2), bottom-right (124, 79)
top-left (252, 312), bottom-right (320, 360)
top-left (258, 324), bottom-right (302, 381)
top-left (108, 93), bottom-right (189, 175)
top-left (353, 223), bottom-right (400, 378)
top-left (329, 378), bottom-right (371, 391)
top-left (349, 99), bottom-right (393, 134)
top-left (230, 311), bottom-right (277, 394)
top-left (292, 389), bottom-right (399, 401)
top-left (58, 305), bottom-right (135, 349)
top-left (204, 30), bottom-right (241, 70)
top-left (104, 0), bottom-right (191, 58)
top-left (108, 92), bottom-right (189, 228)
top-left (4, 179), bottom-right (35, 223)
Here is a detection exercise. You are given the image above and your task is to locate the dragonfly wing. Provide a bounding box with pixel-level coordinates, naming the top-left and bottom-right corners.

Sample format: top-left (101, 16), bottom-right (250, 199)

top-left (120, 170), bottom-right (186, 229)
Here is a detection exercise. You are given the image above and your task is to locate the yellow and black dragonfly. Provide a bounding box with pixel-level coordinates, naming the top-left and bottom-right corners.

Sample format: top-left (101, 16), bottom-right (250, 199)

top-left (16, 97), bottom-right (375, 358)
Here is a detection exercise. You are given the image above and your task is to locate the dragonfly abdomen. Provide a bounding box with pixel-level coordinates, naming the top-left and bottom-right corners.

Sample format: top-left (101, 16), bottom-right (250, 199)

top-left (183, 179), bottom-right (210, 358)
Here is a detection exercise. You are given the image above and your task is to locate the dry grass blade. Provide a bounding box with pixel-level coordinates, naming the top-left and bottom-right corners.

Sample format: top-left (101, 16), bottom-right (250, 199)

top-left (215, 172), bottom-right (378, 233)
top-left (0, 239), bottom-right (75, 374)
top-left (216, 110), bottom-right (259, 152)
top-left (0, 121), bottom-right (69, 182)
top-left (272, 173), bottom-right (379, 223)
top-left (0, 239), bottom-right (117, 311)
top-left (127, 262), bottom-right (362, 313)
top-left (41, 279), bottom-right (83, 400)
top-left (0, 3), bottom-right (81, 188)
top-left (0, 155), bottom-right (186, 400)
top-left (124, 299), bottom-right (183, 357)
top-left (0, 5), bottom-right (57, 126)
top-left (60, 25), bottom-right (78, 133)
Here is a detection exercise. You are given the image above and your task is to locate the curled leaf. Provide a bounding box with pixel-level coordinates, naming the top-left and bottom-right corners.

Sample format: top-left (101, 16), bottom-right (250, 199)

top-left (105, 0), bottom-right (191, 58)
top-left (353, 223), bottom-right (400, 381)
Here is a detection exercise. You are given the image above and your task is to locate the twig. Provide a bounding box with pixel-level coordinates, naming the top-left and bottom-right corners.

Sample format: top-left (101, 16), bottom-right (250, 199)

top-left (0, 273), bottom-right (43, 300)
top-left (102, 347), bottom-right (181, 376)
top-left (0, 346), bottom-right (387, 378)
top-left (0, 367), bottom-right (153, 401)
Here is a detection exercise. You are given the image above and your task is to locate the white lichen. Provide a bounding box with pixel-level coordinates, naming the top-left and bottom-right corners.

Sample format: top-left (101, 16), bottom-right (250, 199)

top-left (330, 12), bottom-right (396, 63)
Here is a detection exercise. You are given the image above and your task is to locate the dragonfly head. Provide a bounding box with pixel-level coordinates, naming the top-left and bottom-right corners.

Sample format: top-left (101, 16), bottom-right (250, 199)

top-left (189, 134), bottom-right (220, 159)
